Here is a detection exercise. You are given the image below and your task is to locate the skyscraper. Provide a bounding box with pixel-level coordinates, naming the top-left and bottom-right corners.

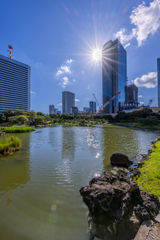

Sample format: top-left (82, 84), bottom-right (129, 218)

top-left (157, 58), bottom-right (160, 107)
top-left (0, 54), bottom-right (30, 113)
top-left (62, 91), bottom-right (75, 114)
top-left (49, 105), bottom-right (54, 114)
top-left (89, 101), bottom-right (96, 113)
top-left (102, 39), bottom-right (127, 113)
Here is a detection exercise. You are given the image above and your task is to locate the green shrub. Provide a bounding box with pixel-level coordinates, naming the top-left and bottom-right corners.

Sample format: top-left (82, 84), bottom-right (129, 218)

top-left (0, 126), bottom-right (34, 133)
top-left (0, 136), bottom-right (21, 154)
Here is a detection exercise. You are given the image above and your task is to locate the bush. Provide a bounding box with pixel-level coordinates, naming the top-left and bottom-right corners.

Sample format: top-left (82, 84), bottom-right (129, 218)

top-left (0, 136), bottom-right (21, 154)
top-left (79, 119), bottom-right (87, 126)
top-left (0, 126), bottom-right (34, 133)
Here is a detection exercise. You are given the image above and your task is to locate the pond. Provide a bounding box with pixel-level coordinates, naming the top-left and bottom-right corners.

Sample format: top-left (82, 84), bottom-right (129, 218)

top-left (0, 125), bottom-right (159, 240)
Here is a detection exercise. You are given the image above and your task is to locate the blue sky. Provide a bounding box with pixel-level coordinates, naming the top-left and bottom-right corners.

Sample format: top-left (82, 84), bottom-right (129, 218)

top-left (0, 0), bottom-right (160, 113)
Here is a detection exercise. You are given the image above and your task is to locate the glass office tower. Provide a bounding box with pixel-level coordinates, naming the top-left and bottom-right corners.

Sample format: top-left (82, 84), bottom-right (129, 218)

top-left (102, 39), bottom-right (127, 113)
top-left (62, 91), bottom-right (75, 114)
top-left (0, 54), bottom-right (30, 113)
top-left (158, 58), bottom-right (160, 107)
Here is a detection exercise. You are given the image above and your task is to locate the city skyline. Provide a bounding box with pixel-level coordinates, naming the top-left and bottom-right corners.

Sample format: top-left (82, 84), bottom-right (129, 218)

top-left (1, 0), bottom-right (160, 113)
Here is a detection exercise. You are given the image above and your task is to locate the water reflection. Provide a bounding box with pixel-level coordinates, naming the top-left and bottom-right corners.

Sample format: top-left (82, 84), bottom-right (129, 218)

top-left (61, 126), bottom-right (76, 160)
top-left (0, 133), bottom-right (31, 205)
top-left (102, 126), bottom-right (160, 172)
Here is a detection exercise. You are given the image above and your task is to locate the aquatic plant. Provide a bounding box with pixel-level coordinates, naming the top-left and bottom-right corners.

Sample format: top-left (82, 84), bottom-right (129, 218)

top-left (0, 136), bottom-right (21, 154)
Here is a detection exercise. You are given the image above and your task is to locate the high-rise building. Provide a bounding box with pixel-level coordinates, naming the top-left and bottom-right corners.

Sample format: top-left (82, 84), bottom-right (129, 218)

top-left (0, 54), bottom-right (30, 113)
top-left (62, 91), bottom-right (75, 114)
top-left (125, 84), bottom-right (138, 109)
top-left (54, 108), bottom-right (58, 114)
top-left (158, 58), bottom-right (160, 107)
top-left (89, 101), bottom-right (96, 113)
top-left (83, 107), bottom-right (89, 113)
top-left (49, 105), bottom-right (54, 114)
top-left (102, 39), bottom-right (127, 113)
top-left (71, 106), bottom-right (78, 114)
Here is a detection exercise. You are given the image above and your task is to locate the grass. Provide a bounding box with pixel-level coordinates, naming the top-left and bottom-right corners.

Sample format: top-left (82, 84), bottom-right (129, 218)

top-left (135, 141), bottom-right (160, 200)
top-left (0, 126), bottom-right (34, 133)
top-left (0, 136), bottom-right (21, 155)
top-left (113, 122), bottom-right (160, 130)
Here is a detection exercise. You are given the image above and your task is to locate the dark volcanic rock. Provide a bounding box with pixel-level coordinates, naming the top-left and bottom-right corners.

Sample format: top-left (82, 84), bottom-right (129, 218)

top-left (80, 172), bottom-right (160, 240)
top-left (110, 152), bottom-right (133, 167)
top-left (128, 167), bottom-right (141, 177)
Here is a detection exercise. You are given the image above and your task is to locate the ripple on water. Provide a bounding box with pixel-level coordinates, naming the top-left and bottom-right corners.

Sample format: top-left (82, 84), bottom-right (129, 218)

top-left (0, 126), bottom-right (159, 240)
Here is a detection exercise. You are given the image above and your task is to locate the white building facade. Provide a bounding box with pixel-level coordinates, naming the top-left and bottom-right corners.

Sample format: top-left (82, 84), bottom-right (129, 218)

top-left (0, 54), bottom-right (30, 113)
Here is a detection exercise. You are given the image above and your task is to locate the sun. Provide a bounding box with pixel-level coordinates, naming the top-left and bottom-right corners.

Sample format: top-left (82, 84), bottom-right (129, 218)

top-left (92, 48), bottom-right (102, 61)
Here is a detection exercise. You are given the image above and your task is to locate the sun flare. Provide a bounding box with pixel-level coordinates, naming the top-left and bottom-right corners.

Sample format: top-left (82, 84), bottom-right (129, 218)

top-left (92, 48), bottom-right (102, 61)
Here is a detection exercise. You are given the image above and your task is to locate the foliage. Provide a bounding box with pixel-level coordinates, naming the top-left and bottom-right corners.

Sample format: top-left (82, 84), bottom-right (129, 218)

top-left (79, 119), bottom-right (87, 126)
top-left (15, 110), bottom-right (26, 116)
top-left (0, 126), bottom-right (34, 133)
top-left (135, 141), bottom-right (160, 200)
top-left (37, 112), bottom-right (45, 116)
top-left (2, 109), bottom-right (14, 122)
top-left (0, 114), bottom-right (5, 123)
top-left (0, 136), bottom-right (21, 154)
top-left (35, 117), bottom-right (44, 125)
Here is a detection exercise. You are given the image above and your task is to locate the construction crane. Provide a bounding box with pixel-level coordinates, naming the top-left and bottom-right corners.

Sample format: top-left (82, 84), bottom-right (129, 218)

top-left (148, 98), bottom-right (155, 107)
top-left (98, 92), bottom-right (121, 113)
top-left (93, 93), bottom-right (100, 110)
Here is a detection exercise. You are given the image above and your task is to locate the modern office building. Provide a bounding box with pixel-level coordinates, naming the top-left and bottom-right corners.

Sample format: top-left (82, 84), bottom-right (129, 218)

top-left (89, 101), bottom-right (96, 113)
top-left (71, 106), bottom-right (78, 114)
top-left (54, 108), bottom-right (58, 114)
top-left (62, 91), bottom-right (75, 114)
top-left (125, 84), bottom-right (138, 109)
top-left (102, 39), bottom-right (127, 113)
top-left (49, 105), bottom-right (54, 114)
top-left (158, 58), bottom-right (160, 107)
top-left (0, 54), bottom-right (30, 113)
top-left (83, 107), bottom-right (89, 113)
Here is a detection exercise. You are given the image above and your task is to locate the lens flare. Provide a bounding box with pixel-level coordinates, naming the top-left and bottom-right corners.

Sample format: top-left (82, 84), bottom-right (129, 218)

top-left (92, 49), bottom-right (102, 61)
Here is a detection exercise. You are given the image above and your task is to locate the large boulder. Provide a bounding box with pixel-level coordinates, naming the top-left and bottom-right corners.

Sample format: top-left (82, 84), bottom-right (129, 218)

top-left (80, 172), bottom-right (160, 240)
top-left (110, 152), bottom-right (133, 167)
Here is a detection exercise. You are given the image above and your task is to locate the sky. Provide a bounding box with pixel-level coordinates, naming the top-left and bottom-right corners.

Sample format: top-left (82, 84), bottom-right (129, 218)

top-left (0, 0), bottom-right (160, 113)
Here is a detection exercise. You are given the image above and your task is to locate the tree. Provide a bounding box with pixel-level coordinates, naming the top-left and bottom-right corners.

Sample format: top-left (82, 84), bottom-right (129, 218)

top-left (17, 116), bottom-right (29, 125)
top-left (0, 114), bottom-right (5, 123)
top-left (37, 112), bottom-right (45, 116)
top-left (15, 110), bottom-right (26, 116)
top-left (2, 109), bottom-right (14, 122)
top-left (27, 112), bottom-right (37, 124)
top-left (35, 117), bottom-right (44, 125)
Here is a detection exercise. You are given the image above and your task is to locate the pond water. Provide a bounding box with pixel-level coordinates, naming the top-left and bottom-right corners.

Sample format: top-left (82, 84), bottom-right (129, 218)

top-left (0, 125), bottom-right (159, 240)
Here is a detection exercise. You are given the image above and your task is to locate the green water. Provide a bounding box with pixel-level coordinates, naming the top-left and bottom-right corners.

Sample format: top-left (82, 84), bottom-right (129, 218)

top-left (0, 125), bottom-right (159, 240)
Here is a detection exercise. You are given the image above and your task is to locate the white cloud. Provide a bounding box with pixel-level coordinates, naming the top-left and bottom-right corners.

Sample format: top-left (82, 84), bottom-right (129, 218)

top-left (138, 95), bottom-right (143, 98)
top-left (139, 102), bottom-right (144, 105)
top-left (133, 72), bottom-right (157, 88)
top-left (30, 90), bottom-right (35, 94)
top-left (75, 99), bottom-right (80, 102)
top-left (56, 66), bottom-right (71, 76)
top-left (57, 103), bottom-right (62, 106)
top-left (82, 71), bottom-right (85, 74)
top-left (59, 76), bottom-right (70, 88)
top-left (124, 43), bottom-right (131, 49)
top-left (73, 79), bottom-right (76, 82)
top-left (115, 0), bottom-right (160, 46)
top-left (66, 59), bottom-right (75, 63)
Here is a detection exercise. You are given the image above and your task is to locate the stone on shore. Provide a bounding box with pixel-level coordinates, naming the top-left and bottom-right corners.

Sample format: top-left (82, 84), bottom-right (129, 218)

top-left (80, 172), bottom-right (160, 240)
top-left (110, 152), bottom-right (133, 167)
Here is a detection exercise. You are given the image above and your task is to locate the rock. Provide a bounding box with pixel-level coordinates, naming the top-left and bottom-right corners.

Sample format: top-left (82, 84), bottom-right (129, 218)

top-left (110, 152), bottom-right (133, 168)
top-left (128, 168), bottom-right (141, 177)
top-left (80, 172), bottom-right (160, 240)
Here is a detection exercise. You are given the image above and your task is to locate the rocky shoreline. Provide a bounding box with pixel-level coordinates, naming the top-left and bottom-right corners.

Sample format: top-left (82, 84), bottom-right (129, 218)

top-left (79, 137), bottom-right (160, 240)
